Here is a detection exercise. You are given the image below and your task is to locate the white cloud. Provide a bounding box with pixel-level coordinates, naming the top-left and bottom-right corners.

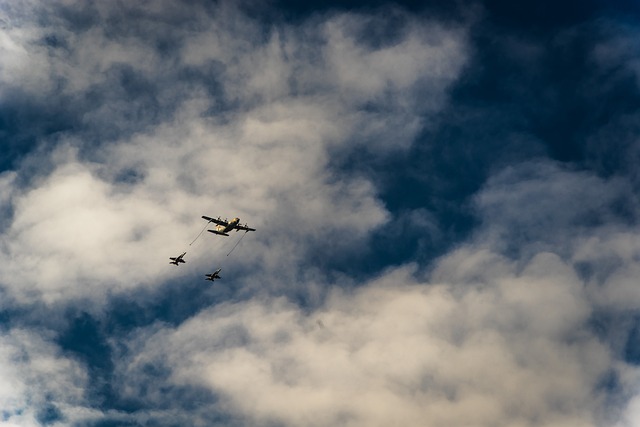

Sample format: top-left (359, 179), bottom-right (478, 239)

top-left (616, 393), bottom-right (640, 427)
top-left (0, 1), bottom-right (468, 304)
top-left (574, 232), bottom-right (640, 311)
top-left (0, 327), bottom-right (89, 426)
top-left (468, 162), bottom-right (640, 333)
top-left (471, 161), bottom-right (636, 258)
top-left (6, 2), bottom-right (640, 426)
top-left (104, 157), bottom-right (640, 426)
top-left (323, 12), bottom-right (466, 105)
top-left (118, 252), bottom-right (613, 427)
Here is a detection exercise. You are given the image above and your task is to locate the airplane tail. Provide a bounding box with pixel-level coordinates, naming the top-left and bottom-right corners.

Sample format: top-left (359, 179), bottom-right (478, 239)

top-left (207, 230), bottom-right (229, 236)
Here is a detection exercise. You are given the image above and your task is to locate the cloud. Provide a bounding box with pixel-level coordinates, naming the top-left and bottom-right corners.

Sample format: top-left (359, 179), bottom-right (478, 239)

top-left (472, 161), bottom-right (638, 255)
top-left (466, 160), bottom-right (640, 323)
top-left (0, 1), bottom-right (468, 304)
top-left (105, 157), bottom-right (640, 426)
top-left (117, 253), bottom-right (610, 427)
top-left (616, 393), bottom-right (640, 427)
top-left (2, 1), bottom-right (640, 426)
top-left (592, 20), bottom-right (640, 90)
top-left (0, 328), bottom-right (90, 426)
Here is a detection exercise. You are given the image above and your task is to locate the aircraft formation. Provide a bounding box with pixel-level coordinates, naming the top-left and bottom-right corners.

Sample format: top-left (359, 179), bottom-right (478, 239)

top-left (169, 215), bottom-right (256, 281)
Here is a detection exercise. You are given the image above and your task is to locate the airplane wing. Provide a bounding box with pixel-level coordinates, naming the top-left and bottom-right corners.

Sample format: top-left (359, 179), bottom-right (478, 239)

top-left (235, 224), bottom-right (256, 232)
top-left (202, 215), bottom-right (228, 226)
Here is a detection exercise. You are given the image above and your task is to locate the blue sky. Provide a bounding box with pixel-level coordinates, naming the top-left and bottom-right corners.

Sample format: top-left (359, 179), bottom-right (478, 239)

top-left (1, 0), bottom-right (640, 425)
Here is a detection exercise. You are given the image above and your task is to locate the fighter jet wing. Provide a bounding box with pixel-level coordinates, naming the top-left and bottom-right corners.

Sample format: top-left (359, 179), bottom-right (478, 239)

top-left (202, 215), bottom-right (228, 226)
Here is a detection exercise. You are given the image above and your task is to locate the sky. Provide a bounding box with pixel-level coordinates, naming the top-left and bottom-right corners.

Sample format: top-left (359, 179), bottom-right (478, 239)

top-left (1, 0), bottom-right (640, 425)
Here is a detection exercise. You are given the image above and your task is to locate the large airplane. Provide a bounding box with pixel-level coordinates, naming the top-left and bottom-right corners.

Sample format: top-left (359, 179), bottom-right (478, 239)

top-left (205, 268), bottom-right (222, 281)
top-left (202, 215), bottom-right (256, 236)
top-left (169, 252), bottom-right (187, 265)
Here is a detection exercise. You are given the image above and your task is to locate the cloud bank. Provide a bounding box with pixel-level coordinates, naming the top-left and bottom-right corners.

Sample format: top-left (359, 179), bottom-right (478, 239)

top-left (0, 1), bottom-right (640, 426)
top-left (0, 0), bottom-right (467, 304)
top-left (113, 161), bottom-right (640, 427)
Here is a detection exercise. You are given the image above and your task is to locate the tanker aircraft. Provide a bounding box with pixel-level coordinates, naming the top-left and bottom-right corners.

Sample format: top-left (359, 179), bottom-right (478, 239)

top-left (202, 215), bottom-right (256, 236)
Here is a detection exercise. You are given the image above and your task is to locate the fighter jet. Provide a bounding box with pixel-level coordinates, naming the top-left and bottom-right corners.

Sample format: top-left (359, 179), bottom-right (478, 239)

top-left (205, 268), bottom-right (222, 281)
top-left (169, 252), bottom-right (186, 265)
top-left (202, 215), bottom-right (256, 236)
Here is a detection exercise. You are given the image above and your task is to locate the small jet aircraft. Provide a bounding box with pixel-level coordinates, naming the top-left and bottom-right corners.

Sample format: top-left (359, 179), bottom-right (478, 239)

top-left (205, 268), bottom-right (222, 281)
top-left (202, 215), bottom-right (256, 236)
top-left (169, 252), bottom-right (187, 265)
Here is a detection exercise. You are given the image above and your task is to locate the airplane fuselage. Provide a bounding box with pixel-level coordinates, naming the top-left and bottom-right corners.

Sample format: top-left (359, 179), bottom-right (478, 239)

top-left (215, 217), bottom-right (240, 234)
